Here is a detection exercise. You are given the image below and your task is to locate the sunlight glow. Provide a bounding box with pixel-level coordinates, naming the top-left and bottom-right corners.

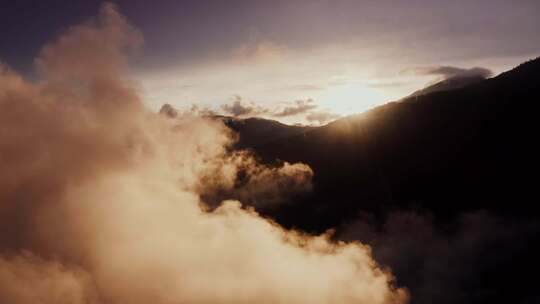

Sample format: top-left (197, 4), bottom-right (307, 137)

top-left (316, 83), bottom-right (395, 115)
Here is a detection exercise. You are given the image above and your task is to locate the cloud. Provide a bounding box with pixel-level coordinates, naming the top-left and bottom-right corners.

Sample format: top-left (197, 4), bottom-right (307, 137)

top-left (274, 99), bottom-right (318, 117)
top-left (401, 65), bottom-right (494, 97)
top-left (402, 66), bottom-right (493, 80)
top-left (0, 253), bottom-right (97, 304)
top-left (0, 4), bottom-right (407, 304)
top-left (35, 1), bottom-right (143, 82)
top-left (221, 95), bottom-right (270, 117)
top-left (337, 210), bottom-right (540, 304)
top-left (306, 110), bottom-right (342, 125)
top-left (159, 103), bottom-right (216, 118)
top-left (189, 104), bottom-right (217, 116)
top-left (220, 97), bottom-right (340, 124)
top-left (158, 103), bottom-right (178, 118)
top-left (198, 152), bottom-right (314, 209)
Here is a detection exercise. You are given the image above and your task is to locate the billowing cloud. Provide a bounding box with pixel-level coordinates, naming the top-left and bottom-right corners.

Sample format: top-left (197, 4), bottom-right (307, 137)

top-left (221, 95), bottom-right (270, 117)
top-left (159, 103), bottom-right (216, 118)
top-left (0, 253), bottom-right (97, 304)
top-left (158, 103), bottom-right (178, 118)
top-left (0, 4), bottom-right (407, 304)
top-left (189, 104), bottom-right (217, 116)
top-left (198, 152), bottom-right (314, 209)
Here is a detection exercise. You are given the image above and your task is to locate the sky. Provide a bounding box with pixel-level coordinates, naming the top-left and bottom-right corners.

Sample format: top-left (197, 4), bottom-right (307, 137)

top-left (2, 0), bottom-right (540, 124)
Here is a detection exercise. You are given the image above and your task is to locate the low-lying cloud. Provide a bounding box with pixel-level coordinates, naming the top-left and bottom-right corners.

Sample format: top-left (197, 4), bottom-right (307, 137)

top-left (219, 96), bottom-right (340, 125)
top-left (221, 95), bottom-right (270, 117)
top-left (221, 96), bottom-right (317, 119)
top-left (197, 152), bottom-right (314, 209)
top-left (337, 210), bottom-right (540, 304)
top-left (273, 99), bottom-right (318, 117)
top-left (0, 3), bottom-right (407, 304)
top-left (403, 65), bottom-right (493, 80)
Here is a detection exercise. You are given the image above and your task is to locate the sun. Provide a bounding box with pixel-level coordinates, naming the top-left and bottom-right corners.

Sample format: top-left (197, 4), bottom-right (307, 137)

top-left (315, 83), bottom-right (395, 115)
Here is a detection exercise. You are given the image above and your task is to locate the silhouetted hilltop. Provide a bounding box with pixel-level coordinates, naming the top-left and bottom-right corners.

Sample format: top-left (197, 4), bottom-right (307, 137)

top-left (221, 116), bottom-right (313, 148)
top-left (408, 74), bottom-right (486, 98)
top-left (157, 104), bottom-right (313, 148)
top-left (231, 57), bottom-right (540, 304)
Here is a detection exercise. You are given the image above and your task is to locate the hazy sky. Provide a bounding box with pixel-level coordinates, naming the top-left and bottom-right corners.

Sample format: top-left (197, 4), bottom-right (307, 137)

top-left (2, 0), bottom-right (539, 123)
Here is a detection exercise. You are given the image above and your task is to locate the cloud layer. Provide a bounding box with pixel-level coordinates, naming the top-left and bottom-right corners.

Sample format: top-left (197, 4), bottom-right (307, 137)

top-left (220, 96), bottom-right (340, 125)
top-left (0, 4), bottom-right (406, 304)
top-left (403, 66), bottom-right (493, 80)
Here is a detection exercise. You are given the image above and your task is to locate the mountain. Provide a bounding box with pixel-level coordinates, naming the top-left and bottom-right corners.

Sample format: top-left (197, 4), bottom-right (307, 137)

top-left (250, 57), bottom-right (539, 227)
top-left (220, 116), bottom-right (313, 148)
top-left (229, 57), bottom-right (540, 304)
top-left (157, 104), bottom-right (313, 148)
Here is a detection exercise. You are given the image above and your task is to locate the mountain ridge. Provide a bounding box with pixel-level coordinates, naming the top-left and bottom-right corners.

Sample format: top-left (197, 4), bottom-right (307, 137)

top-left (246, 56), bottom-right (540, 229)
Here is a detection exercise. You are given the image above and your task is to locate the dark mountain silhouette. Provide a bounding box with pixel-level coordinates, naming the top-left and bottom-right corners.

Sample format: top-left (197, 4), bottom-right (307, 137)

top-left (220, 116), bottom-right (313, 148)
top-left (249, 57), bottom-right (539, 228)
top-left (156, 105), bottom-right (313, 148)
top-left (228, 57), bottom-right (540, 304)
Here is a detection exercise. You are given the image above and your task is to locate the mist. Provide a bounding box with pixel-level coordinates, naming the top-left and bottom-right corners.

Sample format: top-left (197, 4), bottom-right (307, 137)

top-left (0, 4), bottom-right (407, 304)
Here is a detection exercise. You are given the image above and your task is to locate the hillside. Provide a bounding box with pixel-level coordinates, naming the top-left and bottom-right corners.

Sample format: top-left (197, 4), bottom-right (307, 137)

top-left (408, 74), bottom-right (487, 98)
top-left (247, 57), bottom-right (540, 230)
top-left (221, 116), bottom-right (313, 148)
top-left (231, 57), bottom-right (540, 304)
